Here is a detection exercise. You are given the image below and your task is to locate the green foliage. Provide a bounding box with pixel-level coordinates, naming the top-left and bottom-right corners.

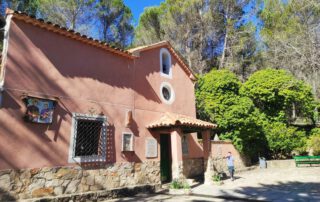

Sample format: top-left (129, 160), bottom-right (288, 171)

top-left (264, 122), bottom-right (307, 158)
top-left (308, 128), bottom-right (320, 155)
top-left (170, 178), bottom-right (190, 189)
top-left (259, 0), bottom-right (320, 97)
top-left (134, 0), bottom-right (258, 74)
top-left (212, 174), bottom-right (221, 182)
top-left (197, 68), bottom-right (317, 161)
top-left (241, 68), bottom-right (315, 122)
top-left (196, 69), bottom-right (268, 161)
top-left (95, 0), bottom-right (134, 48)
top-left (134, 6), bottom-right (163, 46)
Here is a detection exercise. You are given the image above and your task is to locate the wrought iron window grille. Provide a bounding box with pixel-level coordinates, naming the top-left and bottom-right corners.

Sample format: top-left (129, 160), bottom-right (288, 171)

top-left (69, 113), bottom-right (107, 163)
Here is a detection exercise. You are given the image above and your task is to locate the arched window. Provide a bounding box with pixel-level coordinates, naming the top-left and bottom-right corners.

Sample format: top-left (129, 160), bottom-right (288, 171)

top-left (160, 48), bottom-right (172, 77)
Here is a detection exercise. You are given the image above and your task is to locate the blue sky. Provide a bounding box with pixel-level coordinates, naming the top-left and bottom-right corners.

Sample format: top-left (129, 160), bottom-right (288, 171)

top-left (124, 0), bottom-right (164, 26)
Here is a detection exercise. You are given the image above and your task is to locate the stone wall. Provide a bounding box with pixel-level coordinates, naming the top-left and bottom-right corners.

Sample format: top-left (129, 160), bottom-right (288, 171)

top-left (0, 161), bottom-right (160, 201)
top-left (210, 141), bottom-right (248, 173)
top-left (183, 158), bottom-right (204, 178)
top-left (266, 160), bottom-right (296, 168)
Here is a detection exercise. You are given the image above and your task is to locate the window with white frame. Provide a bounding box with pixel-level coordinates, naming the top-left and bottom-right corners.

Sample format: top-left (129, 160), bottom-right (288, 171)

top-left (122, 133), bottom-right (134, 151)
top-left (68, 113), bottom-right (107, 163)
top-left (160, 48), bottom-right (172, 77)
top-left (160, 82), bottom-right (175, 104)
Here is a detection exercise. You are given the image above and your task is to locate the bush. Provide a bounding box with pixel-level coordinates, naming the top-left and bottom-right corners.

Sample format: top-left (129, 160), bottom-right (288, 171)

top-left (265, 122), bottom-right (307, 158)
top-left (196, 69), bottom-right (268, 162)
top-left (308, 129), bottom-right (320, 155)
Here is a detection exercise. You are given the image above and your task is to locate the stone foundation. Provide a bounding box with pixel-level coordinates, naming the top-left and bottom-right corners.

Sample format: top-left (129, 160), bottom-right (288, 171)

top-left (0, 161), bottom-right (160, 201)
top-left (183, 158), bottom-right (204, 178)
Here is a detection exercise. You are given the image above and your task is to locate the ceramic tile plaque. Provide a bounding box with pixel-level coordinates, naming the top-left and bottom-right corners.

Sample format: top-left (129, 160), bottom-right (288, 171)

top-left (23, 96), bottom-right (56, 124)
top-left (145, 138), bottom-right (157, 158)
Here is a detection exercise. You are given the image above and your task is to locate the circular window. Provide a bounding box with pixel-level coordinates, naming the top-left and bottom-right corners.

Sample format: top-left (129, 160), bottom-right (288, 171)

top-left (162, 87), bottom-right (171, 101)
top-left (160, 82), bottom-right (175, 104)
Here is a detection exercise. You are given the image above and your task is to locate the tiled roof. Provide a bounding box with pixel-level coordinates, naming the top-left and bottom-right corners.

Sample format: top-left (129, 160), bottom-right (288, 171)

top-left (147, 112), bottom-right (217, 129)
top-left (129, 41), bottom-right (197, 81)
top-left (6, 8), bottom-right (136, 59)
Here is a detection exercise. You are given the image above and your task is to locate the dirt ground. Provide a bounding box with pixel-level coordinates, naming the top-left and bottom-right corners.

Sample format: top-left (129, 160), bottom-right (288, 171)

top-left (106, 166), bottom-right (320, 202)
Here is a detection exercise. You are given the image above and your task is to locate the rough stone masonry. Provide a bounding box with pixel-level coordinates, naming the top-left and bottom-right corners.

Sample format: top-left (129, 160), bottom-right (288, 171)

top-left (0, 161), bottom-right (160, 201)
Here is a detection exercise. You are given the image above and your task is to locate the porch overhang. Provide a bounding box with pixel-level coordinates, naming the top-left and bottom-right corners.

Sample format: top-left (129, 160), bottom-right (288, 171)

top-left (146, 112), bottom-right (217, 133)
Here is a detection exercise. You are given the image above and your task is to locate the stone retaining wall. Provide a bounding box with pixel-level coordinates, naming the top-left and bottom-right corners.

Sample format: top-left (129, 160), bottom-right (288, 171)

top-left (0, 161), bottom-right (160, 201)
top-left (266, 159), bottom-right (296, 168)
top-left (183, 158), bottom-right (204, 178)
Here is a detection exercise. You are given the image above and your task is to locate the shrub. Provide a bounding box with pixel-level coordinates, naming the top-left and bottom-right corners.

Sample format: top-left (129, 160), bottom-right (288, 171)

top-left (308, 129), bottom-right (320, 155)
top-left (212, 174), bottom-right (221, 182)
top-left (170, 178), bottom-right (190, 189)
top-left (265, 122), bottom-right (307, 158)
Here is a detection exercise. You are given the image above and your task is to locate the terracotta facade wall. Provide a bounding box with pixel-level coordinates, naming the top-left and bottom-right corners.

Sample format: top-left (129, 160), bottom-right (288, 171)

top-left (0, 19), bottom-right (204, 170)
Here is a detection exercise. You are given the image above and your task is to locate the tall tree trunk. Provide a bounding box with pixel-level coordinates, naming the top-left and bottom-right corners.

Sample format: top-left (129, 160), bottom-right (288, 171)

top-left (219, 27), bottom-right (228, 69)
top-left (219, 8), bottom-right (229, 70)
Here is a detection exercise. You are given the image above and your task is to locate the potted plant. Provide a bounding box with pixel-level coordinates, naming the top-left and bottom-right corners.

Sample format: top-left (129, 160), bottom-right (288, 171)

top-left (169, 178), bottom-right (191, 195)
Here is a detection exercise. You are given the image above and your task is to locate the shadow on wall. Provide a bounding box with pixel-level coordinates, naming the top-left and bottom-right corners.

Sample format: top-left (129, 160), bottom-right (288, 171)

top-left (8, 21), bottom-right (162, 104)
top-left (0, 91), bottom-right (72, 169)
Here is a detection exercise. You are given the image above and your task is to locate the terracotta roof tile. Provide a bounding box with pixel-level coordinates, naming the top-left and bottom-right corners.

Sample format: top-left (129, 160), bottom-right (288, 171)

top-left (6, 9), bottom-right (136, 59)
top-left (147, 112), bottom-right (217, 129)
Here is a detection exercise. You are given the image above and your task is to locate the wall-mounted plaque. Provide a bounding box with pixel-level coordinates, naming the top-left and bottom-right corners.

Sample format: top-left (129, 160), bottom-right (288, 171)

top-left (122, 133), bottom-right (134, 151)
top-left (145, 138), bottom-right (157, 158)
top-left (23, 96), bottom-right (56, 124)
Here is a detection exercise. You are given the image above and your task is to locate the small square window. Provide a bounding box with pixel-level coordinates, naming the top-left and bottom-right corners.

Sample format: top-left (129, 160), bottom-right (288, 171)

top-left (122, 133), bottom-right (134, 151)
top-left (69, 113), bottom-right (107, 163)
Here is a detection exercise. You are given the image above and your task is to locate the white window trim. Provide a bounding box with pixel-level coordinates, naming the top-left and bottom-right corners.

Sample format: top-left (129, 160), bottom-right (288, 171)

top-left (68, 113), bottom-right (107, 163)
top-left (160, 82), bottom-right (175, 105)
top-left (160, 48), bottom-right (172, 79)
top-left (121, 132), bottom-right (134, 152)
top-left (0, 14), bottom-right (13, 88)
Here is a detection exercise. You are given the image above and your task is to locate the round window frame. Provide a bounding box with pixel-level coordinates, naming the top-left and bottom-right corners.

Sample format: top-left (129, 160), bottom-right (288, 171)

top-left (160, 82), bottom-right (175, 105)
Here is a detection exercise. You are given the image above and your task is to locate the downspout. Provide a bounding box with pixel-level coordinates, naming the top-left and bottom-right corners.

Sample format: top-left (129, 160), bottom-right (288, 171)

top-left (0, 12), bottom-right (13, 107)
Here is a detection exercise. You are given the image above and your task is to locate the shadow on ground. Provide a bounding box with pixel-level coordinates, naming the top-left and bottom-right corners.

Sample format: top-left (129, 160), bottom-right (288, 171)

top-left (110, 181), bottom-right (319, 202)
top-left (195, 181), bottom-right (320, 202)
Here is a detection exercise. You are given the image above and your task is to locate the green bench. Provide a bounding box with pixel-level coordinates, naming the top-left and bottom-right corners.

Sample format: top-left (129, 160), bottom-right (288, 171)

top-left (293, 156), bottom-right (320, 167)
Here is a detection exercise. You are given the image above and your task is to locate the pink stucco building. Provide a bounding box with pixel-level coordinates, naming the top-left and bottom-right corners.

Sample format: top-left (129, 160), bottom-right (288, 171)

top-left (0, 9), bottom-right (217, 200)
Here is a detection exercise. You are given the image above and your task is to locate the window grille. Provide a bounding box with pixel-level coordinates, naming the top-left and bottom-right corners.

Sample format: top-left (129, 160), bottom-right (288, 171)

top-left (69, 113), bottom-right (107, 163)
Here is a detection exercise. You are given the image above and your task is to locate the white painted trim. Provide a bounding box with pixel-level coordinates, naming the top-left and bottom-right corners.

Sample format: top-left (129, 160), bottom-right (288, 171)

top-left (0, 14), bottom-right (13, 88)
top-left (160, 48), bottom-right (172, 79)
top-left (68, 113), bottom-right (107, 163)
top-left (121, 132), bottom-right (134, 152)
top-left (160, 82), bottom-right (175, 105)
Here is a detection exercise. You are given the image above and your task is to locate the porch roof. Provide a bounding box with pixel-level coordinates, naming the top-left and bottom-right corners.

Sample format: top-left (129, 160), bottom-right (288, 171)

top-left (146, 112), bottom-right (217, 131)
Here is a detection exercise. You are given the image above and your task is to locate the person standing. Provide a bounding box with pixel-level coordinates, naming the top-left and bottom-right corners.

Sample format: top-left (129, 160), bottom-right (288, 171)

top-left (226, 152), bottom-right (235, 181)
